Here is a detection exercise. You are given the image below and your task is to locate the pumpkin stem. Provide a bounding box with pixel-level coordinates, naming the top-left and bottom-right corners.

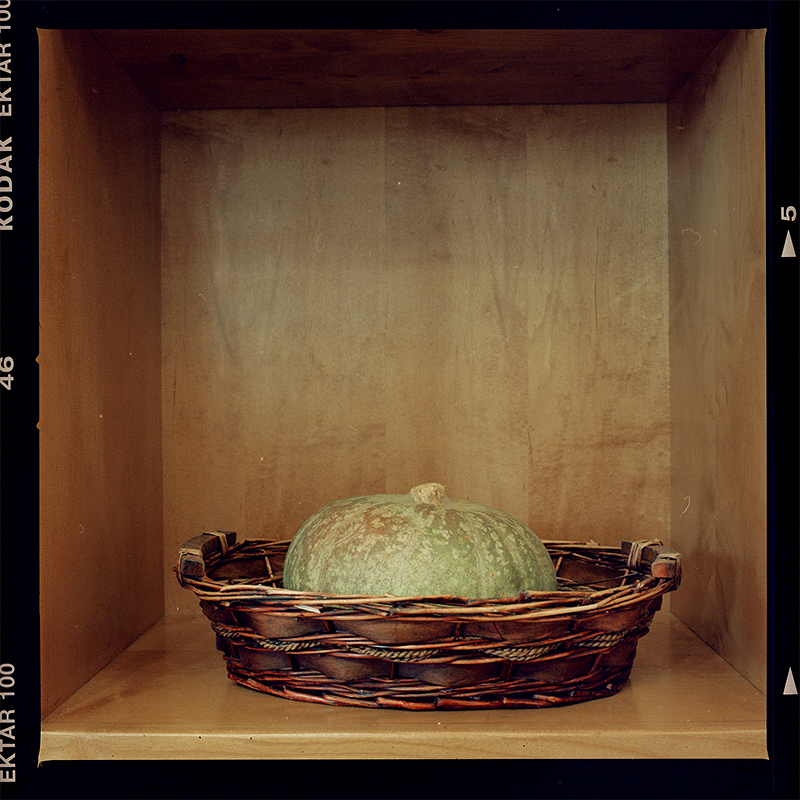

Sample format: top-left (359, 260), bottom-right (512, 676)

top-left (410, 483), bottom-right (446, 506)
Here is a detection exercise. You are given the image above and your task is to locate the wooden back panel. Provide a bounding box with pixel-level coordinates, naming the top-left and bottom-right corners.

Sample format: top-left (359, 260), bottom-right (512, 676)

top-left (161, 104), bottom-right (670, 614)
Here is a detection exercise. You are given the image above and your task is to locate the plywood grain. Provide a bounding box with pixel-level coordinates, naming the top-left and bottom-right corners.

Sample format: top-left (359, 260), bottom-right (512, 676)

top-left (162, 104), bottom-right (670, 614)
top-left (383, 106), bottom-right (532, 514)
top-left (667, 29), bottom-right (767, 693)
top-left (523, 105), bottom-right (669, 539)
top-left (90, 29), bottom-right (727, 110)
top-left (383, 105), bottom-right (669, 534)
top-left (38, 30), bottom-right (164, 718)
top-left (160, 108), bottom-right (388, 614)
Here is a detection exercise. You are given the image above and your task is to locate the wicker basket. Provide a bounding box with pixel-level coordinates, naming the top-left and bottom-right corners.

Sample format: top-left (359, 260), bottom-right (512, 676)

top-left (176, 533), bottom-right (681, 710)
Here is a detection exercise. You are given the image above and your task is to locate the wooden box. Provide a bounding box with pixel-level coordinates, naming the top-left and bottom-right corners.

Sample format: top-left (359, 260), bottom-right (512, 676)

top-left (37, 25), bottom-right (774, 764)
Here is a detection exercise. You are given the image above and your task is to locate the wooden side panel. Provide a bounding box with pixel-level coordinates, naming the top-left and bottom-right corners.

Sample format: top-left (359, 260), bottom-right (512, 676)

top-left (668, 29), bottom-right (767, 693)
top-left (39, 30), bottom-right (164, 717)
top-left (163, 104), bottom-right (669, 615)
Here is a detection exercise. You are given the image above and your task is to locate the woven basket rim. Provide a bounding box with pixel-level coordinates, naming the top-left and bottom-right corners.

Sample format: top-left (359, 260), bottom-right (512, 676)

top-left (176, 534), bottom-right (681, 617)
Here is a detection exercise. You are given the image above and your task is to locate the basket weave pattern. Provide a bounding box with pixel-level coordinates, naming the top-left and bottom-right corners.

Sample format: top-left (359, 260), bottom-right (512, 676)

top-left (177, 534), bottom-right (681, 710)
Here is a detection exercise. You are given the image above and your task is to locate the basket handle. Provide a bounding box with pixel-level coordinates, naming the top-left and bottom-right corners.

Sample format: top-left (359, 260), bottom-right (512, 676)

top-left (621, 539), bottom-right (682, 586)
top-left (177, 530), bottom-right (237, 586)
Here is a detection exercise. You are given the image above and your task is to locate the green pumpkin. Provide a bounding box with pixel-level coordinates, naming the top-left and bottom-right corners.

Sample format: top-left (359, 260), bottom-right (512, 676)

top-left (282, 483), bottom-right (558, 599)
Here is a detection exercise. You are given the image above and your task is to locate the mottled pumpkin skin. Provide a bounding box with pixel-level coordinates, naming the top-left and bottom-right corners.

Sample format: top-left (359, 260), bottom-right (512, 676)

top-left (282, 488), bottom-right (558, 599)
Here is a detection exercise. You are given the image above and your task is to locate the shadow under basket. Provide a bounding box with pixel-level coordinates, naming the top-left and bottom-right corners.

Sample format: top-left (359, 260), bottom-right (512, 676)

top-left (176, 533), bottom-right (681, 710)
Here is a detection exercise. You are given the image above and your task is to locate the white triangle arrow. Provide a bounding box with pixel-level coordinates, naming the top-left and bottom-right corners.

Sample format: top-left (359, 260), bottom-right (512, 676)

top-left (781, 230), bottom-right (796, 257)
top-left (784, 668), bottom-right (798, 695)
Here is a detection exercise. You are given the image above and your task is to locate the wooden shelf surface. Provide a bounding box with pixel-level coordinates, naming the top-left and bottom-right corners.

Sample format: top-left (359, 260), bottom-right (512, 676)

top-left (39, 611), bottom-right (766, 760)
